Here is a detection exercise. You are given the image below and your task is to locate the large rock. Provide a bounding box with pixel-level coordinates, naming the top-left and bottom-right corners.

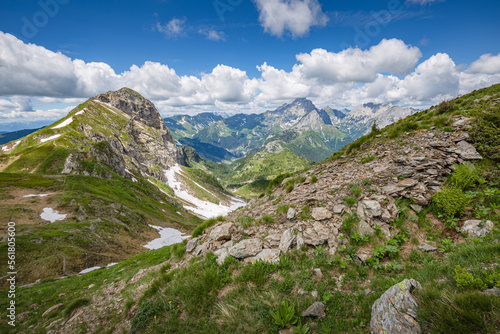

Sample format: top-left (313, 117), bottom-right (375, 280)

top-left (361, 200), bottom-right (383, 218)
top-left (462, 220), bottom-right (494, 237)
top-left (450, 141), bottom-right (483, 160)
top-left (279, 229), bottom-right (295, 253)
top-left (355, 252), bottom-right (370, 265)
top-left (210, 223), bottom-right (234, 241)
top-left (311, 207), bottom-right (332, 220)
top-left (370, 279), bottom-right (422, 334)
top-left (229, 239), bottom-right (263, 259)
top-left (301, 302), bottom-right (325, 318)
top-left (287, 208), bottom-right (296, 220)
top-left (482, 287), bottom-right (500, 296)
top-left (303, 223), bottom-right (329, 246)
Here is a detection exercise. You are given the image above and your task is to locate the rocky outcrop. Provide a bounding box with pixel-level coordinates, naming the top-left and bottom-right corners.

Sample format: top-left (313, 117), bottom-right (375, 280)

top-left (370, 279), bottom-right (422, 334)
top-left (229, 239), bottom-right (263, 259)
top-left (187, 115), bottom-right (484, 272)
top-left (78, 88), bottom-right (183, 181)
top-left (96, 88), bottom-right (166, 130)
top-left (210, 223), bottom-right (234, 241)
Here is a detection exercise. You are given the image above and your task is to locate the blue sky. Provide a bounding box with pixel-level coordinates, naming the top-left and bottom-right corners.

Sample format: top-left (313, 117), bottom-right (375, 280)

top-left (0, 0), bottom-right (500, 131)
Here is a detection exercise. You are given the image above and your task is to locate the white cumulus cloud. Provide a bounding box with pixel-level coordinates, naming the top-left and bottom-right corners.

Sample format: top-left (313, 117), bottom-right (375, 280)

top-left (252, 0), bottom-right (328, 38)
top-left (467, 53), bottom-right (500, 74)
top-left (1, 32), bottom-right (500, 123)
top-left (295, 38), bottom-right (422, 82)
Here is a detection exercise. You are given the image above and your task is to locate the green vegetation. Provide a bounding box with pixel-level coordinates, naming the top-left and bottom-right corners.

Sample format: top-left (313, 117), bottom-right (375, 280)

top-left (0, 170), bottom-right (201, 288)
top-left (360, 156), bottom-right (376, 164)
top-left (277, 204), bottom-right (290, 214)
top-left (225, 150), bottom-right (311, 198)
top-left (192, 218), bottom-right (217, 238)
top-left (270, 300), bottom-right (298, 329)
top-left (432, 163), bottom-right (480, 218)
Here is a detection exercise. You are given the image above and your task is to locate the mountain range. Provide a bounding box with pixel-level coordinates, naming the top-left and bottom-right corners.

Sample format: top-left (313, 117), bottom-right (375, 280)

top-left (164, 98), bottom-right (418, 164)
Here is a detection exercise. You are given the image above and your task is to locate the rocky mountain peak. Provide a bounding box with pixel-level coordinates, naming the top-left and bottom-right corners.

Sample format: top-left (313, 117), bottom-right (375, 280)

top-left (296, 109), bottom-right (328, 130)
top-left (275, 97), bottom-right (318, 115)
top-left (323, 106), bottom-right (347, 120)
top-left (96, 87), bottom-right (165, 130)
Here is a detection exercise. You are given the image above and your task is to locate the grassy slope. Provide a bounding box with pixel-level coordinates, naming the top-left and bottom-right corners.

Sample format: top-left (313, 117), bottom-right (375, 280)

top-left (0, 170), bottom-right (201, 289)
top-left (227, 150), bottom-right (312, 198)
top-left (2, 84), bottom-right (500, 333)
top-left (0, 98), bottom-right (204, 288)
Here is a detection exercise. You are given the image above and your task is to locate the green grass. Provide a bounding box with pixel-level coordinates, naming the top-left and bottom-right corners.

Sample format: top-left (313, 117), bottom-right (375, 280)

top-left (0, 171), bottom-right (202, 289)
top-left (192, 218), bottom-right (217, 238)
top-left (360, 156), bottom-right (376, 164)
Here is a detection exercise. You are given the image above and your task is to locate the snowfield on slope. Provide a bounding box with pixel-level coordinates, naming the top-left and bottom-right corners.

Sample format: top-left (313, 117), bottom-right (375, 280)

top-left (51, 109), bottom-right (85, 129)
top-left (143, 225), bottom-right (189, 250)
top-left (40, 134), bottom-right (61, 143)
top-left (164, 164), bottom-right (246, 219)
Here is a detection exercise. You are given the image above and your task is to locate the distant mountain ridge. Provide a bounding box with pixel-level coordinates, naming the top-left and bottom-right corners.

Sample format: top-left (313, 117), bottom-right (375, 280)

top-left (165, 98), bottom-right (418, 163)
top-left (0, 127), bottom-right (41, 145)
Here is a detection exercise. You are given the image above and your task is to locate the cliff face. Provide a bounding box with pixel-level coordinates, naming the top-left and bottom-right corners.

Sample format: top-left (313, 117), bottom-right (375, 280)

top-left (54, 88), bottom-right (183, 181)
top-left (94, 88), bottom-right (180, 176)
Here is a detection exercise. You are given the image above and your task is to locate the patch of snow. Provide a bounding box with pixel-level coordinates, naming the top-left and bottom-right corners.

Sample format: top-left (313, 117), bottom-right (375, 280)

top-left (132, 177), bottom-right (138, 182)
top-left (164, 164), bottom-right (246, 219)
top-left (1, 140), bottom-right (21, 152)
top-left (79, 266), bottom-right (101, 274)
top-left (40, 134), bottom-right (61, 143)
top-left (144, 225), bottom-right (189, 250)
top-left (40, 208), bottom-right (67, 222)
top-left (74, 109), bottom-right (85, 116)
top-left (23, 194), bottom-right (49, 198)
top-left (106, 262), bottom-right (118, 267)
top-left (52, 117), bottom-right (73, 129)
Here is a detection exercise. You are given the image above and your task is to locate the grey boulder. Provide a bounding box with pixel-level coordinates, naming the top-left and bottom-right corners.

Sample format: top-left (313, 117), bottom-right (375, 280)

top-left (370, 279), bottom-right (422, 334)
